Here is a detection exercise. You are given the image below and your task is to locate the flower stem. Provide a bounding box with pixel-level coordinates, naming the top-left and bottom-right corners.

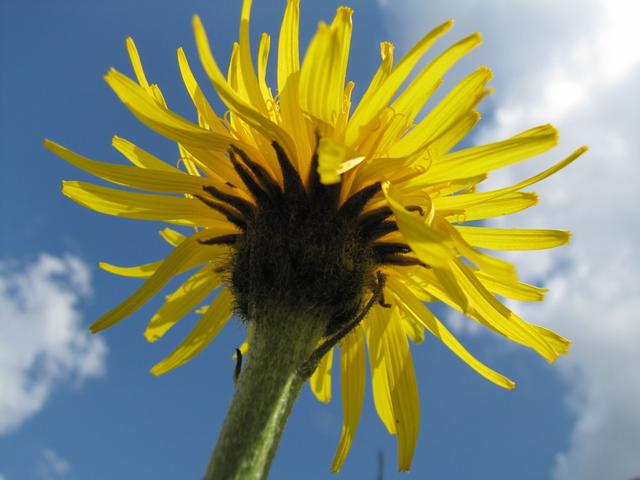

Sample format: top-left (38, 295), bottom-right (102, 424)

top-left (205, 306), bottom-right (326, 480)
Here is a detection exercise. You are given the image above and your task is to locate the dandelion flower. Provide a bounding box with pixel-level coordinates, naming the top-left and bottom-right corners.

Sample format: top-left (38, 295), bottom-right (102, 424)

top-left (46, 0), bottom-right (586, 476)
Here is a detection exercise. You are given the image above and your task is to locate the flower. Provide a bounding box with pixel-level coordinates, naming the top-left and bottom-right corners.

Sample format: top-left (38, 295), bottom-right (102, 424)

top-left (46, 0), bottom-right (586, 472)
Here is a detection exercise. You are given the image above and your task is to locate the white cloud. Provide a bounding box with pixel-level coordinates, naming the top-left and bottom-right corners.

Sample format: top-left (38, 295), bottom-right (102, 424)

top-left (0, 254), bottom-right (107, 435)
top-left (37, 448), bottom-right (71, 479)
top-left (378, 1), bottom-right (640, 479)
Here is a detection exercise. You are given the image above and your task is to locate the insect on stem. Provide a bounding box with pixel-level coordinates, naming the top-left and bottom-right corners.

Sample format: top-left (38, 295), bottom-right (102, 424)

top-left (233, 348), bottom-right (243, 385)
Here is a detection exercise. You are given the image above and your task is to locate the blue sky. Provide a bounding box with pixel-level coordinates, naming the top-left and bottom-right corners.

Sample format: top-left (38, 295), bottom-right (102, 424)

top-left (2, 0), bottom-right (639, 479)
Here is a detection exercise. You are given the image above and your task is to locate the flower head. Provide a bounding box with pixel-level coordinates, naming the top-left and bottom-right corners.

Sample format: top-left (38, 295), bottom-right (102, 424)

top-left (46, 0), bottom-right (586, 472)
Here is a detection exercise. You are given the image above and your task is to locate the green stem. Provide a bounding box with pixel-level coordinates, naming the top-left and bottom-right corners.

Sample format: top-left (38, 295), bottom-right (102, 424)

top-left (205, 306), bottom-right (326, 480)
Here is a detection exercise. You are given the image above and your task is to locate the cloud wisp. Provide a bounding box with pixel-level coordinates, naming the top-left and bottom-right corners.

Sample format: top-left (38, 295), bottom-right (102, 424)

top-left (0, 253), bottom-right (107, 435)
top-left (378, 1), bottom-right (640, 479)
top-left (36, 448), bottom-right (71, 480)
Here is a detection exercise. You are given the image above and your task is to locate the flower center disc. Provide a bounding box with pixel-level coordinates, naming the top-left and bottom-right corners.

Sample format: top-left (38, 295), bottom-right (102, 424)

top-left (231, 185), bottom-right (375, 334)
top-left (197, 142), bottom-right (418, 335)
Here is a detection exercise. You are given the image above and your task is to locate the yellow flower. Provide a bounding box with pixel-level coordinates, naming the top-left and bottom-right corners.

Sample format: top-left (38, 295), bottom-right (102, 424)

top-left (46, 0), bottom-right (586, 472)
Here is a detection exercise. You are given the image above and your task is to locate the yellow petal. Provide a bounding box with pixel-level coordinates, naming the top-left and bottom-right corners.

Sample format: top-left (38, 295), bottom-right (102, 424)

top-left (432, 146), bottom-right (587, 216)
top-left (238, 0), bottom-right (268, 114)
top-left (144, 266), bottom-right (221, 342)
top-left (398, 305), bottom-right (425, 344)
top-left (99, 260), bottom-right (161, 278)
top-left (355, 42), bottom-right (394, 114)
top-left (126, 37), bottom-right (150, 90)
top-left (346, 20), bottom-right (453, 147)
top-left (425, 124), bottom-right (559, 183)
top-left (90, 230), bottom-right (214, 332)
top-left (159, 227), bottom-right (186, 247)
top-left (428, 174), bottom-right (488, 197)
top-left (381, 306), bottom-right (420, 471)
top-left (177, 142), bottom-right (202, 178)
top-left (105, 69), bottom-right (233, 151)
top-left (448, 258), bottom-right (559, 362)
top-left (179, 143), bottom-right (248, 189)
top-left (224, 43), bottom-right (280, 179)
top-left (331, 326), bottom-right (366, 472)
top-left (310, 346), bottom-right (333, 403)
top-left (474, 270), bottom-right (547, 302)
top-left (438, 219), bottom-right (518, 282)
top-left (151, 288), bottom-right (234, 375)
top-left (61, 181), bottom-right (228, 227)
top-left (257, 33), bottom-right (277, 121)
top-left (228, 42), bottom-right (249, 101)
top-left (394, 33), bottom-right (482, 121)
top-left (455, 226), bottom-right (571, 250)
top-left (317, 137), bottom-right (349, 184)
top-left (46, 140), bottom-right (209, 194)
top-left (112, 136), bottom-right (178, 172)
top-left (386, 268), bottom-right (436, 303)
top-left (437, 191), bottom-right (538, 222)
top-left (530, 325), bottom-right (570, 356)
top-left (391, 66), bottom-right (491, 157)
top-left (388, 276), bottom-right (515, 389)
top-left (149, 83), bottom-right (167, 107)
top-left (493, 146), bottom-right (588, 194)
top-left (443, 145), bottom-right (588, 204)
top-left (374, 33), bottom-right (483, 154)
top-left (192, 16), bottom-right (296, 161)
top-left (337, 155), bottom-right (365, 176)
top-left (277, 0), bottom-right (312, 173)
top-left (390, 266), bottom-right (467, 314)
top-left (363, 307), bottom-right (396, 435)
top-left (177, 48), bottom-right (226, 134)
top-left (99, 228), bottom-right (189, 279)
top-left (258, 33), bottom-right (273, 99)
top-left (299, 7), bottom-right (352, 127)
top-left (429, 109), bottom-right (481, 157)
top-left (277, 0), bottom-right (300, 93)
top-left (382, 181), bottom-right (452, 268)
top-left (335, 81), bottom-right (355, 135)
top-left (378, 199), bottom-right (476, 306)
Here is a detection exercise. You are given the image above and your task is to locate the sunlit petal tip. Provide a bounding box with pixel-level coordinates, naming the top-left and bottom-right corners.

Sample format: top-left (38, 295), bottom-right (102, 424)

top-left (144, 330), bottom-right (160, 343)
top-left (149, 365), bottom-right (165, 376)
top-left (310, 348), bottom-right (334, 403)
top-left (564, 231), bottom-right (572, 244)
top-left (42, 138), bottom-right (55, 150)
top-left (574, 145), bottom-right (589, 156)
top-left (192, 14), bottom-right (203, 30)
top-left (336, 6), bottom-right (354, 19)
top-left (380, 40), bottom-right (394, 51)
top-left (479, 65), bottom-right (493, 77)
top-left (436, 19), bottom-right (454, 31)
top-left (104, 67), bottom-right (118, 80)
top-left (532, 124), bottom-right (560, 144)
top-left (60, 180), bottom-right (72, 195)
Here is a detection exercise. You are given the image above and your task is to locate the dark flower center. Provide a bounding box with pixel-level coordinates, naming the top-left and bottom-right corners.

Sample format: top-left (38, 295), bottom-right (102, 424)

top-left (196, 141), bottom-right (423, 335)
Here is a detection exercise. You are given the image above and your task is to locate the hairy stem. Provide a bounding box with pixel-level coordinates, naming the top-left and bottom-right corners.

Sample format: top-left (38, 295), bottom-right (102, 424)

top-left (205, 306), bottom-right (326, 480)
